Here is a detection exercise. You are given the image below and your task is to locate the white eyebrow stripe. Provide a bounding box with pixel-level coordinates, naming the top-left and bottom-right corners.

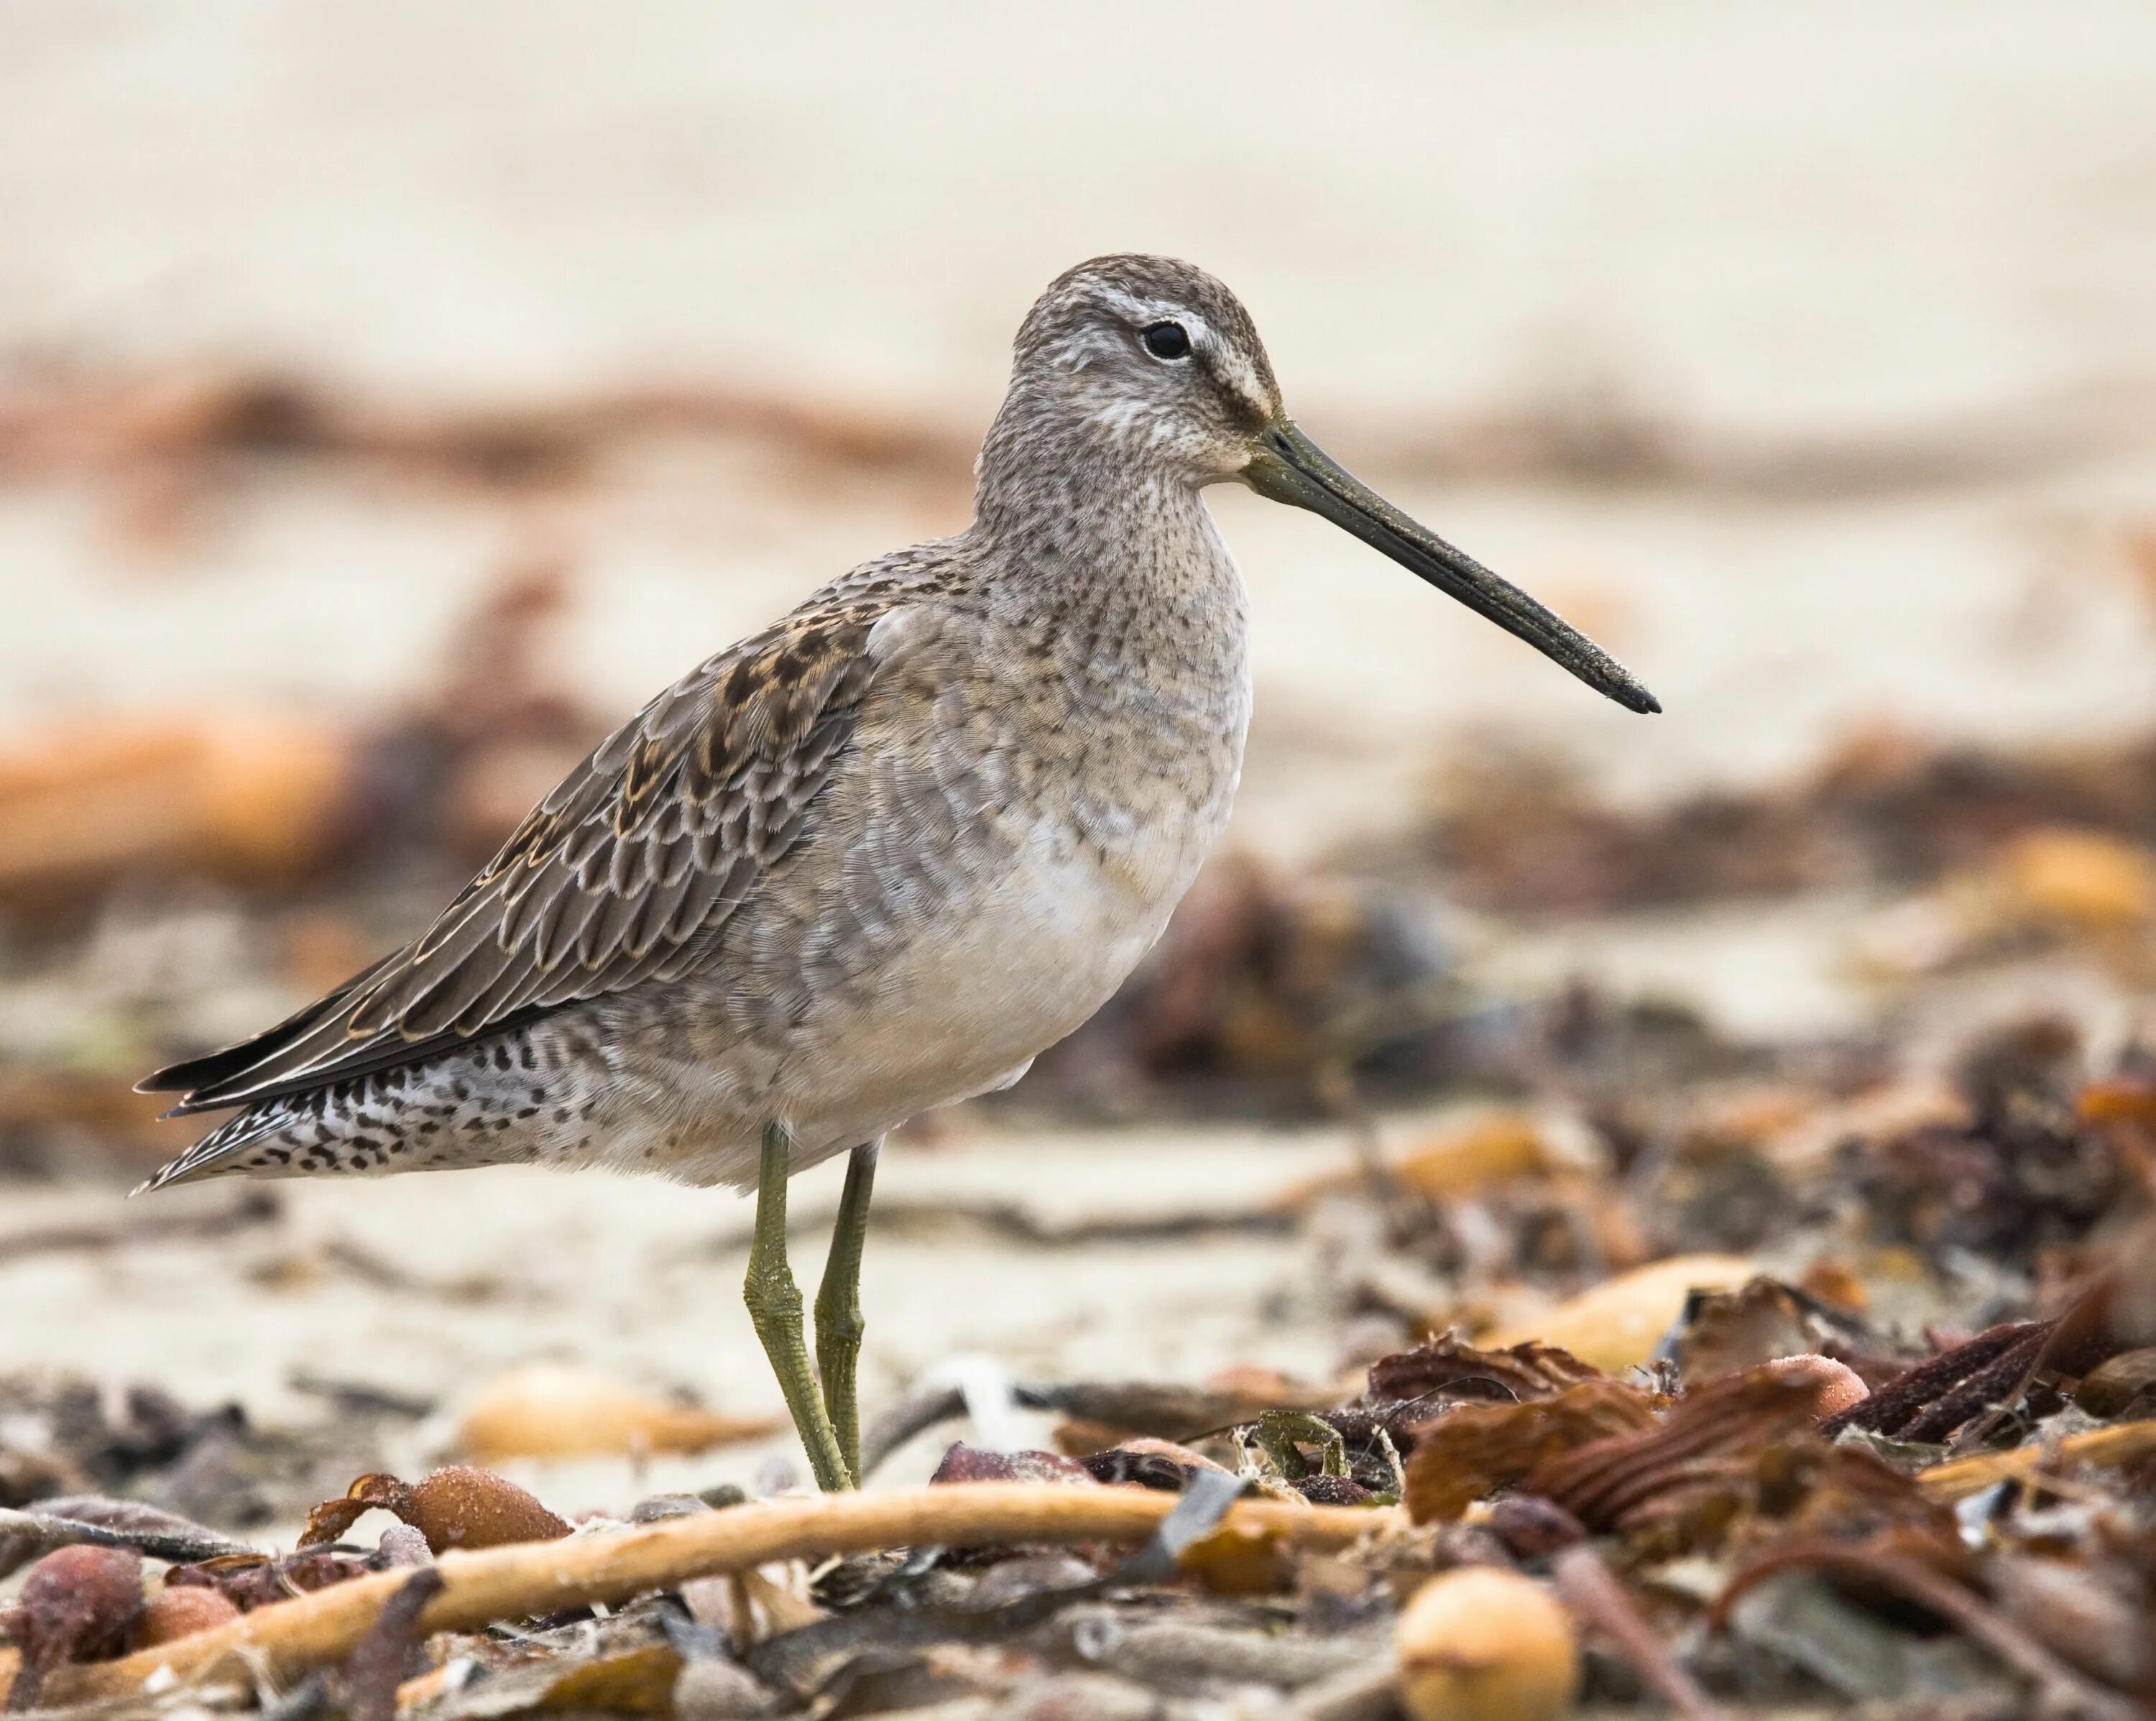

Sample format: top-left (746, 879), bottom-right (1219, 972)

top-left (1091, 286), bottom-right (1217, 351)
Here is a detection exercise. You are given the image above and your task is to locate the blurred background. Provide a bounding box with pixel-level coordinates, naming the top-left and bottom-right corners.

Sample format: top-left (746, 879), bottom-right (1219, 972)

top-left (6, 0), bottom-right (2156, 1506)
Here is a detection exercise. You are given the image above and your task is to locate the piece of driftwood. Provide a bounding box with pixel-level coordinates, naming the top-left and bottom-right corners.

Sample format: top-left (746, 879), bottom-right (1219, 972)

top-left (0, 1483), bottom-right (1386, 1707)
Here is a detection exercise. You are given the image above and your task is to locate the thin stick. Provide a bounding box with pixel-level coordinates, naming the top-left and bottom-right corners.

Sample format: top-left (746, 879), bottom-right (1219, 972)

top-left (0, 1484), bottom-right (1385, 1707)
top-left (1915, 1418), bottom-right (2156, 1501)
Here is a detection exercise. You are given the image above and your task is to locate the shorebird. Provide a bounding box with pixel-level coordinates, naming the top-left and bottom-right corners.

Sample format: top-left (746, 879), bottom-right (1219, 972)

top-left (138, 256), bottom-right (1656, 1490)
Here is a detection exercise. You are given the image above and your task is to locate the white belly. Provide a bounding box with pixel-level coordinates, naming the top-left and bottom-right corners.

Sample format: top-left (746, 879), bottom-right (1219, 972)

top-left (609, 824), bottom-right (1204, 1189)
top-left (774, 818), bottom-right (1204, 1153)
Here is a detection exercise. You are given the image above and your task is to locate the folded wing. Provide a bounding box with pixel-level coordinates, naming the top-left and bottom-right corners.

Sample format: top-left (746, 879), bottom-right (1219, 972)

top-left (141, 608), bottom-right (884, 1114)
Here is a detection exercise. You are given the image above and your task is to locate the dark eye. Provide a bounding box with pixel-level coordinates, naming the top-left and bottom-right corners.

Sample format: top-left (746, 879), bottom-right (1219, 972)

top-left (1141, 320), bottom-right (1192, 361)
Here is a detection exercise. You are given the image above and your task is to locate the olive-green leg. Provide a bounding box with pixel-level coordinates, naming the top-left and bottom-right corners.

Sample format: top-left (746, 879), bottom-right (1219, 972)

top-left (743, 1122), bottom-right (852, 1492)
top-left (814, 1140), bottom-right (880, 1485)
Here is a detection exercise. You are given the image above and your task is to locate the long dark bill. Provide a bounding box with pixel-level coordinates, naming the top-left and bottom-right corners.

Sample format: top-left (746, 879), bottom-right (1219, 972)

top-left (1245, 420), bottom-right (1660, 714)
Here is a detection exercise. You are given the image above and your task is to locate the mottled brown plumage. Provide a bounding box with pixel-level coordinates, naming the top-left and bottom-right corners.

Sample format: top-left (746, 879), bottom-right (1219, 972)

top-left (150, 592), bottom-right (895, 1117)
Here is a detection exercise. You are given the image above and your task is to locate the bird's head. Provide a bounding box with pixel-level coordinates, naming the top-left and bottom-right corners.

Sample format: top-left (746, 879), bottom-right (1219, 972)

top-left (1011, 253), bottom-right (1285, 481)
top-left (1003, 254), bottom-right (1660, 715)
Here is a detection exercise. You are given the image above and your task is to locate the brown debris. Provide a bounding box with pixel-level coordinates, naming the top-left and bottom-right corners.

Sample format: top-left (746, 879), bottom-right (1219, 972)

top-left (1013, 853), bottom-right (1459, 1117)
top-left (297, 1469), bottom-right (570, 1555)
top-left (165, 1547), bottom-right (377, 1612)
top-left (1675, 1276), bottom-right (1864, 1382)
top-left (9, 359), bottom-right (2150, 530)
top-left (929, 1445), bottom-right (1095, 1487)
top-left (3, 1545), bottom-right (144, 1711)
top-left (0, 367), bottom-right (982, 498)
top-left (1365, 1332), bottom-right (1603, 1409)
top-left (2073, 1347), bottom-right (2156, 1418)
top-left (1528, 1366), bottom-right (1848, 1546)
top-left (0, 716), bottom-right (354, 909)
top-left (130, 1587), bottom-right (242, 1650)
top-left (1823, 1288), bottom-right (2123, 1447)
top-left (1078, 1438), bottom-right (1227, 1491)
top-left (0, 1373), bottom-right (306, 1536)
top-left (1272, 1112), bottom-right (1565, 1212)
top-left (5, 977), bottom-right (2156, 1720)
top-left (1404, 1380), bottom-right (1659, 1523)
top-left (0, 547), bottom-right (610, 931)
top-left (455, 1364), bottom-right (780, 1463)
top-left (0, 1497), bottom-right (254, 1580)
top-left (1485, 1252), bottom-right (1756, 1373)
top-left (1419, 723), bottom-right (2156, 917)
top-left (1176, 1518), bottom-right (1296, 1596)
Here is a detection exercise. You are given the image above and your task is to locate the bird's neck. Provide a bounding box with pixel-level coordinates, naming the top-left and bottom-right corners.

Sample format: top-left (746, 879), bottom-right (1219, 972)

top-left (964, 393), bottom-right (1253, 818)
top-left (967, 395), bottom-right (1243, 650)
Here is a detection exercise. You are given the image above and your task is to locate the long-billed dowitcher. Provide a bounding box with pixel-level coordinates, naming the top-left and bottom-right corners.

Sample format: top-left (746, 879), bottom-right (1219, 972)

top-left (139, 256), bottom-right (1656, 1490)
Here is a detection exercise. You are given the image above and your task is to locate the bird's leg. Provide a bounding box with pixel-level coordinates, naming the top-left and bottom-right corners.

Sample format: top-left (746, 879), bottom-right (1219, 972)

top-left (744, 1122), bottom-right (852, 1492)
top-left (814, 1139), bottom-right (879, 1485)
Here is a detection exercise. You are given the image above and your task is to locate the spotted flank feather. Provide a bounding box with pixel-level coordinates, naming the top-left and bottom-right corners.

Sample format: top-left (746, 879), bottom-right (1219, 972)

top-left (135, 1022), bottom-right (630, 1191)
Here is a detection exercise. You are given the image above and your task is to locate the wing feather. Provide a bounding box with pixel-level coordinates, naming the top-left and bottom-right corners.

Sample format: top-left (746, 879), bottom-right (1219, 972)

top-left (142, 600), bottom-right (898, 1113)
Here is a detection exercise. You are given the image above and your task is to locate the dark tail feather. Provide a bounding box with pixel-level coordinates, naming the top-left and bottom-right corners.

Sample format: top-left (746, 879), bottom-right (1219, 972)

top-left (138, 959), bottom-right (392, 1110)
